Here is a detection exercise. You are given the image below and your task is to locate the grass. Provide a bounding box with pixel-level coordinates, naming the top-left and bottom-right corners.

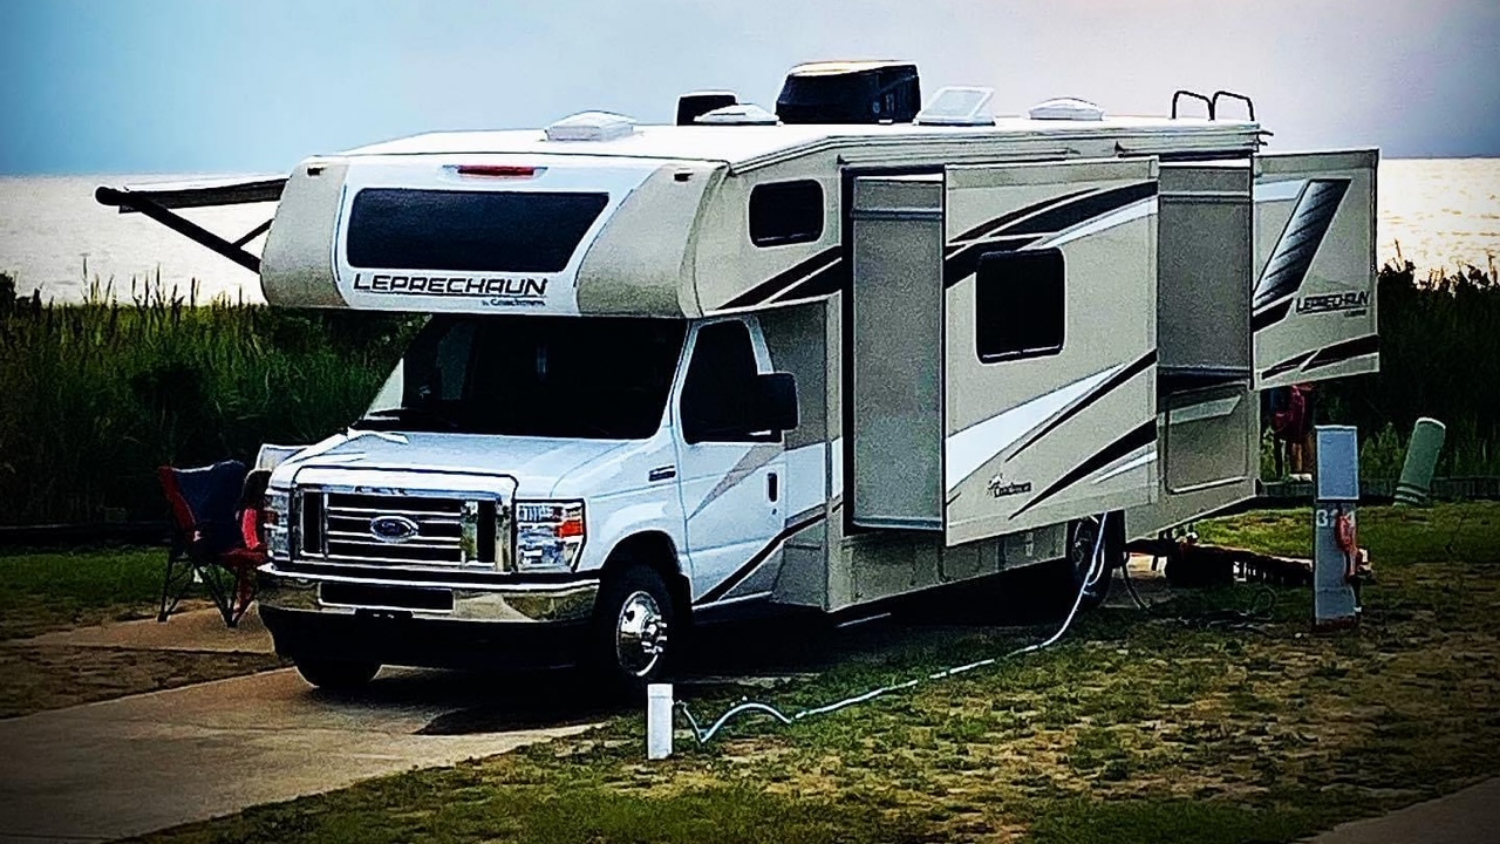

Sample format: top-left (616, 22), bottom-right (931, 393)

top-left (125, 502), bottom-right (1500, 844)
top-left (0, 545), bottom-right (166, 639)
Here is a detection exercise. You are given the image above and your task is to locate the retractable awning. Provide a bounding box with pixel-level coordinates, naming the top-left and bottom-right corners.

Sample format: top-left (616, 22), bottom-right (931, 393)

top-left (95, 175), bottom-right (287, 273)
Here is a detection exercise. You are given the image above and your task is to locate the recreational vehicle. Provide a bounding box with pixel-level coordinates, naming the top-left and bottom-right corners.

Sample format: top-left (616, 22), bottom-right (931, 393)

top-left (97, 62), bottom-right (1379, 691)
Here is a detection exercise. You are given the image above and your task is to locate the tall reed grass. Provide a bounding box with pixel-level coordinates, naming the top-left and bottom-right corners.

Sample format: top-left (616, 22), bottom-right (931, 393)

top-left (1320, 257), bottom-right (1500, 477)
top-left (0, 257), bottom-right (1495, 525)
top-left (0, 273), bottom-right (416, 525)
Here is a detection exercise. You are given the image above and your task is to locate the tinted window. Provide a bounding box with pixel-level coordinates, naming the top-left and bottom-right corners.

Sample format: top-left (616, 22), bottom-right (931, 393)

top-left (975, 249), bottom-right (1065, 362)
top-left (347, 189), bottom-right (609, 273)
top-left (749, 181), bottom-right (824, 247)
top-left (356, 315), bottom-right (686, 440)
top-left (681, 321), bottom-right (771, 443)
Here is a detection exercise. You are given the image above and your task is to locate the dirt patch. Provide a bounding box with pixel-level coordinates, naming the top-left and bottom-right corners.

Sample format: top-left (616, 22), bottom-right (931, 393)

top-left (0, 644), bottom-right (285, 718)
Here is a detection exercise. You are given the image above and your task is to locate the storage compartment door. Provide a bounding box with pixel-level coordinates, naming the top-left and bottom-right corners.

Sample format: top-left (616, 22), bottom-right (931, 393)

top-left (1163, 382), bottom-right (1256, 495)
top-left (849, 174), bottom-right (945, 530)
top-left (944, 159), bottom-right (1159, 546)
top-left (1253, 150), bottom-right (1379, 389)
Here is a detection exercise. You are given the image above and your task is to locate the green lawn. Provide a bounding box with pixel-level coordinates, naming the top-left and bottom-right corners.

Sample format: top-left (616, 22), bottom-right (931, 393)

top-left (128, 502), bottom-right (1500, 844)
top-left (0, 545), bottom-right (165, 639)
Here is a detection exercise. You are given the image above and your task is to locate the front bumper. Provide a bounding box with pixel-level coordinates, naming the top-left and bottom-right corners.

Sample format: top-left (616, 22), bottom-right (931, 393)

top-left (257, 563), bottom-right (598, 670)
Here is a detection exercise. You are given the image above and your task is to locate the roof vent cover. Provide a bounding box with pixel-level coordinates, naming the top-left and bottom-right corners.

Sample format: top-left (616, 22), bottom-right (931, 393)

top-left (776, 60), bottom-right (920, 124)
top-left (545, 111), bottom-right (637, 142)
top-left (1028, 97), bottom-right (1105, 121)
top-left (695, 104), bottom-right (779, 125)
top-left (915, 86), bottom-right (995, 126)
top-left (677, 91), bottom-right (738, 126)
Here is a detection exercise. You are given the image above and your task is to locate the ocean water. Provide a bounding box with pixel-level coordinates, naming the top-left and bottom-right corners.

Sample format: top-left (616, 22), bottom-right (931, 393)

top-left (1, 158), bottom-right (1497, 304)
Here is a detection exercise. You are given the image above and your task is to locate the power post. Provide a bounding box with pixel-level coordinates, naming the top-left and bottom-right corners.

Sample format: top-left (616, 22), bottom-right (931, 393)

top-left (1313, 426), bottom-right (1362, 629)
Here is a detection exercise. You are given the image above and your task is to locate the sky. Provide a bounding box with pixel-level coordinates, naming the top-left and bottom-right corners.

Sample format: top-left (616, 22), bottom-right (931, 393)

top-left (1, 0), bottom-right (1498, 175)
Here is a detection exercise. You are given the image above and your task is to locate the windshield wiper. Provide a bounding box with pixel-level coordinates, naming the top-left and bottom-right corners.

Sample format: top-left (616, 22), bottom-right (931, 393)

top-left (354, 406), bottom-right (458, 431)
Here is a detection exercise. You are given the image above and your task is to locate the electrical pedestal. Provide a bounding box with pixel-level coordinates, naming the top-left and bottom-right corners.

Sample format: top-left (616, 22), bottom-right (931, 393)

top-left (1313, 425), bottom-right (1361, 629)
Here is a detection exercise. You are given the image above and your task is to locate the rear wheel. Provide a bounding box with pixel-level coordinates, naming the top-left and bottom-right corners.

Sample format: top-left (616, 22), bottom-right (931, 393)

top-left (588, 564), bottom-right (676, 695)
top-left (1059, 515), bottom-right (1118, 613)
top-left (294, 658), bottom-right (380, 691)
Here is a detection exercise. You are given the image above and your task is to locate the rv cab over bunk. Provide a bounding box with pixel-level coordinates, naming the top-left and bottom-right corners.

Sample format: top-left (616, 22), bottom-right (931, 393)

top-left (95, 61), bottom-right (1379, 690)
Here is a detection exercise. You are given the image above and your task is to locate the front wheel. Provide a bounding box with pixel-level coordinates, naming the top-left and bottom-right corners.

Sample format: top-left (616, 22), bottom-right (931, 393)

top-left (294, 658), bottom-right (380, 691)
top-left (587, 564), bottom-right (676, 694)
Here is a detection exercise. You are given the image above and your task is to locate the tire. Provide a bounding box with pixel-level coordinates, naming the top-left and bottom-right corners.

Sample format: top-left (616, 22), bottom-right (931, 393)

top-left (294, 658), bottom-right (380, 691)
top-left (587, 563), bottom-right (676, 695)
top-left (1061, 515), bottom-right (1119, 613)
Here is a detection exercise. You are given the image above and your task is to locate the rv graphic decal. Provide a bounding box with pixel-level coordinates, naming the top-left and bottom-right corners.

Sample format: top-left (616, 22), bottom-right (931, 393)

top-left (718, 246), bottom-right (843, 310)
top-left (1251, 178), bottom-right (1350, 328)
top-left (987, 474), bottom-right (1032, 498)
top-left (944, 182), bottom-right (1158, 287)
top-left (352, 273), bottom-right (549, 307)
top-left (1010, 420), bottom-right (1158, 520)
top-left (1295, 290), bottom-right (1370, 316)
top-left (693, 508), bottom-right (828, 606)
top-left (716, 182), bottom-right (1159, 311)
top-left (1259, 334), bottom-right (1380, 381)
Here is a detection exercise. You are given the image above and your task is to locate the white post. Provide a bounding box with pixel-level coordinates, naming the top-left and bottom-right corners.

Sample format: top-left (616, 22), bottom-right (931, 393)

top-left (646, 683), bottom-right (673, 760)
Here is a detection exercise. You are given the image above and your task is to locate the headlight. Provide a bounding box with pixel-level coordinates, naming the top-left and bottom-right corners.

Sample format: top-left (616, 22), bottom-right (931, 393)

top-left (264, 489), bottom-right (291, 560)
top-left (514, 500), bottom-right (585, 571)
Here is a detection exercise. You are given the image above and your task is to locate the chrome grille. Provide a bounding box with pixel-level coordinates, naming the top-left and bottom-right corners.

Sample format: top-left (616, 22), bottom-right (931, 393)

top-left (296, 490), bottom-right (497, 568)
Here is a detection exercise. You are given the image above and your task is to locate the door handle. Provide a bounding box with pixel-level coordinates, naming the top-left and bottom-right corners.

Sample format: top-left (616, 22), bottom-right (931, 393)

top-left (767, 472), bottom-right (779, 503)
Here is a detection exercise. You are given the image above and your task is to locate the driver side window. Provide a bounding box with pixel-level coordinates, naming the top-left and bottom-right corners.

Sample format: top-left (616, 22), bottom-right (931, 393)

top-left (681, 321), bottom-right (771, 444)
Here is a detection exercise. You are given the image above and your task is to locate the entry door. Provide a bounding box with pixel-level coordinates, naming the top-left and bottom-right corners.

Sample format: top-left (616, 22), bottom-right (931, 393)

top-left (1253, 150), bottom-right (1379, 389)
top-left (674, 319), bottom-right (785, 603)
top-left (943, 158), bottom-right (1160, 546)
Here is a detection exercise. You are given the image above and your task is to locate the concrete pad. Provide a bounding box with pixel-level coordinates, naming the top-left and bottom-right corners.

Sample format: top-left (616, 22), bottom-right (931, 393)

top-left (0, 667), bottom-right (592, 843)
top-left (24, 605), bottom-right (274, 654)
top-left (1306, 778), bottom-right (1500, 844)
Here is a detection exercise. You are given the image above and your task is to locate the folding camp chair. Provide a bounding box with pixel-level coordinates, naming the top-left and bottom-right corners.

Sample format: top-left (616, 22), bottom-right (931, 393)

top-left (157, 460), bottom-right (269, 628)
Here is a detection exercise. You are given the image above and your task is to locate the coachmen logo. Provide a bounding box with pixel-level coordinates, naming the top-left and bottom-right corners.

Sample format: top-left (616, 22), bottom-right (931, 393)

top-left (369, 515), bottom-right (421, 543)
top-left (988, 474), bottom-right (1033, 498)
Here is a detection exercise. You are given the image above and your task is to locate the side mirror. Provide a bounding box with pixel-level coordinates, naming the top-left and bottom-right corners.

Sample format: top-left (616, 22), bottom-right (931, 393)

top-left (751, 372), bottom-right (799, 434)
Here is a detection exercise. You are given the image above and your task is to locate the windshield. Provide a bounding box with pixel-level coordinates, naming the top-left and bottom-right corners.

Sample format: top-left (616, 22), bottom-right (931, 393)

top-left (355, 315), bottom-right (687, 439)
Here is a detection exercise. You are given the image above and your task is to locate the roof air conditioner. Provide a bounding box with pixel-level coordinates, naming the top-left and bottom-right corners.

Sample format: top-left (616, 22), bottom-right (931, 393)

top-left (775, 60), bottom-right (921, 124)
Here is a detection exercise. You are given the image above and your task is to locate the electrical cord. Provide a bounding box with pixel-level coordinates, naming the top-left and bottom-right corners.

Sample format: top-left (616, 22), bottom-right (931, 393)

top-left (676, 512), bottom-right (1113, 746)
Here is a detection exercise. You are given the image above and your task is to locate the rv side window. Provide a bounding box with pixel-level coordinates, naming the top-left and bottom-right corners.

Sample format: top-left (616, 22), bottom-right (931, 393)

top-left (975, 249), bottom-right (1065, 363)
top-left (749, 180), bottom-right (824, 247)
top-left (681, 321), bottom-right (774, 444)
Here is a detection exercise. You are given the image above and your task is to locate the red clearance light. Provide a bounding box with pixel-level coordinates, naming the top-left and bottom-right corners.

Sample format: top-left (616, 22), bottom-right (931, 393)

top-left (557, 515), bottom-right (585, 539)
top-left (453, 164), bottom-right (541, 178)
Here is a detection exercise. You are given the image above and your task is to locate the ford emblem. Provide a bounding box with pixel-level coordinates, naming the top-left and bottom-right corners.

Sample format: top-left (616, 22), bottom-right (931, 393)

top-left (369, 515), bottom-right (420, 543)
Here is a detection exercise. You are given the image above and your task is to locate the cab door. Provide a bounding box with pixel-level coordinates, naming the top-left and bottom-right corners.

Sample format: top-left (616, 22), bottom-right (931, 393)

top-left (1253, 150), bottom-right (1379, 389)
top-left (673, 318), bottom-right (786, 604)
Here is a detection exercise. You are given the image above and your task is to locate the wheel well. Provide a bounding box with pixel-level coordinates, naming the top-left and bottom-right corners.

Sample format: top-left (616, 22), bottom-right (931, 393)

top-left (602, 532), bottom-right (692, 625)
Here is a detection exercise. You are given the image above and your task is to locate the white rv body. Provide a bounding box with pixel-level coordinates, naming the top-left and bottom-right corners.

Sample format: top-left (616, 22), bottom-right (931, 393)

top-left (99, 77), bottom-right (1378, 679)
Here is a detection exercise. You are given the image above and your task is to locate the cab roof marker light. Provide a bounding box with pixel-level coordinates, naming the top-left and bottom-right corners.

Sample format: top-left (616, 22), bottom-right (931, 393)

top-left (450, 164), bottom-right (543, 179)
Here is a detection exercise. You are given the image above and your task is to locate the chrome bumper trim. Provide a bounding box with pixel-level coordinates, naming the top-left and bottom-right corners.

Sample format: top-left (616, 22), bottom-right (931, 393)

top-left (257, 563), bottom-right (598, 624)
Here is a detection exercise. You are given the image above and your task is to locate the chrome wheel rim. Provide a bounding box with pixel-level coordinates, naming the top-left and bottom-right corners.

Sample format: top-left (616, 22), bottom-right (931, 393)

top-left (615, 590), bottom-right (667, 677)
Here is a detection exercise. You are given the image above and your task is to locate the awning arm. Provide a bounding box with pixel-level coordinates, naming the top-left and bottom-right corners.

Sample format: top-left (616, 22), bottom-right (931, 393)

top-left (94, 176), bottom-right (287, 274)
